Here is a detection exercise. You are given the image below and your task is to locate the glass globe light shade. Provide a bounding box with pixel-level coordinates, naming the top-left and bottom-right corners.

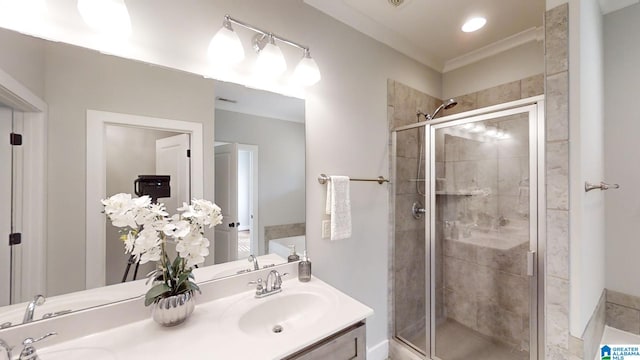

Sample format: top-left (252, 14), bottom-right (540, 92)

top-left (254, 36), bottom-right (287, 78)
top-left (208, 22), bottom-right (245, 65)
top-left (293, 50), bottom-right (321, 86)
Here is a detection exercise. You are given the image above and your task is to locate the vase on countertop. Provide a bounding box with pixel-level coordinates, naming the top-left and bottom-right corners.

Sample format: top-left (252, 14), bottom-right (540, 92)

top-left (151, 291), bottom-right (195, 327)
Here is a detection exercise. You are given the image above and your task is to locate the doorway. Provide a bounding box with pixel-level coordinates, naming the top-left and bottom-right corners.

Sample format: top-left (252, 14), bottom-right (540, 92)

top-left (0, 106), bottom-right (14, 306)
top-left (214, 142), bottom-right (259, 263)
top-left (104, 125), bottom-right (189, 285)
top-left (392, 100), bottom-right (544, 360)
top-left (85, 110), bottom-right (204, 289)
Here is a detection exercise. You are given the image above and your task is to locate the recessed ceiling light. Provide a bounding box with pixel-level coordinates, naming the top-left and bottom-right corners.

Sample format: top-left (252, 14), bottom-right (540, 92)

top-left (462, 17), bottom-right (487, 33)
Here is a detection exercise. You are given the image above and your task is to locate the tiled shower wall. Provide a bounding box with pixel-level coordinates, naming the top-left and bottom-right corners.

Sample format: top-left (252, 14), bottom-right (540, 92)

top-left (388, 79), bottom-right (440, 341)
top-left (544, 4), bottom-right (572, 360)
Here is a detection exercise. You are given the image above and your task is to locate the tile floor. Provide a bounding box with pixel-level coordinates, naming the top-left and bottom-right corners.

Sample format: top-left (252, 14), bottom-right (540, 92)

top-left (238, 230), bottom-right (251, 259)
top-left (405, 319), bottom-right (529, 360)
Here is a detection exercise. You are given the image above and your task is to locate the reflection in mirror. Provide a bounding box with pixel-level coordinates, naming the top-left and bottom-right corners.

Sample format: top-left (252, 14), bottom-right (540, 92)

top-left (213, 81), bottom-right (306, 265)
top-left (0, 27), bottom-right (305, 329)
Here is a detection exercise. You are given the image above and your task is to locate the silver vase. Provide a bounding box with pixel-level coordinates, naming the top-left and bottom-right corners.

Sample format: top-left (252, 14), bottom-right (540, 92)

top-left (151, 291), bottom-right (195, 327)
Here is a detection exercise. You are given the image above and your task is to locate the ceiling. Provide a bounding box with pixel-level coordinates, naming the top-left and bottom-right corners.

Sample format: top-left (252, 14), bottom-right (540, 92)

top-left (214, 80), bottom-right (305, 123)
top-left (304, 0), bottom-right (640, 72)
top-left (304, 0), bottom-right (546, 72)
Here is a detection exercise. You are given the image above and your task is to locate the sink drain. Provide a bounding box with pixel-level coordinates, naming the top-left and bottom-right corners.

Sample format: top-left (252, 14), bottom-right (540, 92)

top-left (272, 325), bottom-right (284, 333)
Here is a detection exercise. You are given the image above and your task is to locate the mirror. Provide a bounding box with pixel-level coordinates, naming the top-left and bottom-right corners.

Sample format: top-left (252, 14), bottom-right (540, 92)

top-left (0, 27), bottom-right (305, 328)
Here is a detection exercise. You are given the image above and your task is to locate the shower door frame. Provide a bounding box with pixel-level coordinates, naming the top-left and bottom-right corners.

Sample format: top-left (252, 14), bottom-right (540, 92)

top-left (391, 95), bottom-right (545, 360)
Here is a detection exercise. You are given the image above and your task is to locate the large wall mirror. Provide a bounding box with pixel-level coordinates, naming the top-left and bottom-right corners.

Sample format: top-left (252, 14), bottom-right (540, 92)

top-left (0, 27), bottom-right (305, 329)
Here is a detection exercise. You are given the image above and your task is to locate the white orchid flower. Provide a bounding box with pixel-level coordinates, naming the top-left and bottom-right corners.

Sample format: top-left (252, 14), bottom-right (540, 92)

top-left (132, 227), bottom-right (162, 264)
top-left (176, 231), bottom-right (210, 268)
top-left (124, 231), bottom-right (136, 253)
top-left (162, 220), bottom-right (191, 239)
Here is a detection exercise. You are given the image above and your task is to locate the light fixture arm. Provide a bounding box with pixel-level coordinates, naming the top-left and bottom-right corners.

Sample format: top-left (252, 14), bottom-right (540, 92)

top-left (224, 14), bottom-right (310, 52)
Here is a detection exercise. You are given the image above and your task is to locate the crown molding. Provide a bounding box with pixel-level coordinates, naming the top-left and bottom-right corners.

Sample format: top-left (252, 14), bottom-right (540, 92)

top-left (443, 27), bottom-right (544, 73)
top-left (599, 0), bottom-right (639, 14)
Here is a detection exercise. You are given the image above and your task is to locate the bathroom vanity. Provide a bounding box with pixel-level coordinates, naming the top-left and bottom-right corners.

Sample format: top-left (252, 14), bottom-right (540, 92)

top-left (0, 262), bottom-right (373, 360)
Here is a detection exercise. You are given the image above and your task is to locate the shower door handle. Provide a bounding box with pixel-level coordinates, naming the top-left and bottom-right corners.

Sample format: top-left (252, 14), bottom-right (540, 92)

top-left (527, 251), bottom-right (536, 277)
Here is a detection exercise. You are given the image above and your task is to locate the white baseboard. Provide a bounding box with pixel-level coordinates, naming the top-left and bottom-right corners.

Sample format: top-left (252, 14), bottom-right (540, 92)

top-left (368, 339), bottom-right (389, 360)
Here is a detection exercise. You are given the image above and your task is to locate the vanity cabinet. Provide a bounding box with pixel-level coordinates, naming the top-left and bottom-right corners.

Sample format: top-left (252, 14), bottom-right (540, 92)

top-left (284, 322), bottom-right (366, 360)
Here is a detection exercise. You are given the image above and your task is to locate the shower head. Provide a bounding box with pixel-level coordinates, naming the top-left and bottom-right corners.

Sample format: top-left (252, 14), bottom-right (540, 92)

top-left (430, 98), bottom-right (457, 119)
top-left (443, 98), bottom-right (458, 110)
top-left (416, 98), bottom-right (458, 121)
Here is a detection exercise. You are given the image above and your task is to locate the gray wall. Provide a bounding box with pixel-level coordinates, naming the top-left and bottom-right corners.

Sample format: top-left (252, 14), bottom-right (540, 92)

top-left (215, 109), bottom-right (305, 255)
top-left (604, 3), bottom-right (640, 298)
top-left (43, 43), bottom-right (216, 296)
top-left (569, 0), bottom-right (606, 337)
top-left (0, 28), bottom-right (45, 99)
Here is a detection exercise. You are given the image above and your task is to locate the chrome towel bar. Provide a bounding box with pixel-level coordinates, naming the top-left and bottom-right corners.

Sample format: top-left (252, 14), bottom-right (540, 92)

top-left (585, 181), bottom-right (620, 192)
top-left (318, 174), bottom-right (389, 185)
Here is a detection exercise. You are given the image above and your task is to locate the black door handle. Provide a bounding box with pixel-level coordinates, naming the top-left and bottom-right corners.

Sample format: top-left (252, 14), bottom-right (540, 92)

top-left (229, 223), bottom-right (235, 228)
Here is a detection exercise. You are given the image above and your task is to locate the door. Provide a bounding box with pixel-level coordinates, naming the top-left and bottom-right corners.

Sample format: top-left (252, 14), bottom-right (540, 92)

top-left (237, 144), bottom-right (258, 260)
top-left (0, 107), bottom-right (11, 306)
top-left (430, 105), bottom-right (538, 360)
top-left (214, 143), bottom-right (238, 263)
top-left (156, 133), bottom-right (191, 214)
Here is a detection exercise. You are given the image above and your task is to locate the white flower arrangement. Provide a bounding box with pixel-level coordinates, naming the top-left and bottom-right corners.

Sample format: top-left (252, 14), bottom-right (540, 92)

top-left (102, 193), bottom-right (223, 306)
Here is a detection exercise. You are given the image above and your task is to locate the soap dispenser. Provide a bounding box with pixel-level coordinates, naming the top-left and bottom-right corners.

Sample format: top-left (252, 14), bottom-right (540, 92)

top-left (298, 250), bottom-right (312, 282)
top-left (287, 245), bottom-right (300, 262)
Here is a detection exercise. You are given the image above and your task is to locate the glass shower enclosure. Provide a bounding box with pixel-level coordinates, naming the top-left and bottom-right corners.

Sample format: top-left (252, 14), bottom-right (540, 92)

top-left (392, 101), bottom-right (543, 360)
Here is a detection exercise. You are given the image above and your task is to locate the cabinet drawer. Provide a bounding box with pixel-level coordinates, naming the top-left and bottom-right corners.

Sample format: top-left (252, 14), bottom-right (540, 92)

top-left (285, 322), bottom-right (366, 360)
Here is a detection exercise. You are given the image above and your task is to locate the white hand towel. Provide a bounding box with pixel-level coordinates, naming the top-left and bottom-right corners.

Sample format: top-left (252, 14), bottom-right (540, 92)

top-left (325, 176), bottom-right (352, 240)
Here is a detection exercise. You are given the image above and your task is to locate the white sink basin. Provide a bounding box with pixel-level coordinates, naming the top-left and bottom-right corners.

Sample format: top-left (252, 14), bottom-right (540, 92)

top-left (220, 281), bottom-right (341, 339)
top-left (238, 292), bottom-right (331, 337)
top-left (39, 347), bottom-right (117, 360)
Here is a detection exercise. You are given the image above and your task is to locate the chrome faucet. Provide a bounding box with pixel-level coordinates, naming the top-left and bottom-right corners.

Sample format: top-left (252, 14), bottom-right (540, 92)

top-left (248, 270), bottom-right (288, 298)
top-left (23, 295), bottom-right (45, 323)
top-left (265, 270), bottom-right (284, 293)
top-left (0, 338), bottom-right (12, 360)
top-left (17, 332), bottom-right (57, 360)
top-left (248, 255), bottom-right (259, 271)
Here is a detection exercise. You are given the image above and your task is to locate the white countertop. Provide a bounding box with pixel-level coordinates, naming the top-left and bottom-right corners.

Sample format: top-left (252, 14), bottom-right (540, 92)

top-left (0, 253), bottom-right (287, 329)
top-left (36, 275), bottom-right (373, 360)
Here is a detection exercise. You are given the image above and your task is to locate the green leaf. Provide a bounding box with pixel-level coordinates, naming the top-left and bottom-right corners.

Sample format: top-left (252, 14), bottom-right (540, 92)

top-left (172, 255), bottom-right (182, 271)
top-left (145, 283), bottom-right (171, 306)
top-left (187, 281), bottom-right (201, 294)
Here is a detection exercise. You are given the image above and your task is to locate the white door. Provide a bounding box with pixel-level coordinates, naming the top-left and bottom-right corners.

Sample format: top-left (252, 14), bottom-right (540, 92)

top-left (0, 107), bottom-right (12, 306)
top-left (237, 144), bottom-right (259, 258)
top-left (156, 134), bottom-right (191, 214)
top-left (214, 143), bottom-right (238, 263)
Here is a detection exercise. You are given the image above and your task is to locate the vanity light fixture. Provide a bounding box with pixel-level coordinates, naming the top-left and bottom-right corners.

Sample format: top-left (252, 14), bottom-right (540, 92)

top-left (461, 17), bottom-right (487, 33)
top-left (209, 14), bottom-right (321, 86)
top-left (293, 48), bottom-right (321, 86)
top-left (77, 0), bottom-right (132, 37)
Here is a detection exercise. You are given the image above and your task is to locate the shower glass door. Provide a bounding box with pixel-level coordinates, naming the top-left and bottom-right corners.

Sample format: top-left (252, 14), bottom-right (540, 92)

top-left (430, 105), bottom-right (538, 360)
